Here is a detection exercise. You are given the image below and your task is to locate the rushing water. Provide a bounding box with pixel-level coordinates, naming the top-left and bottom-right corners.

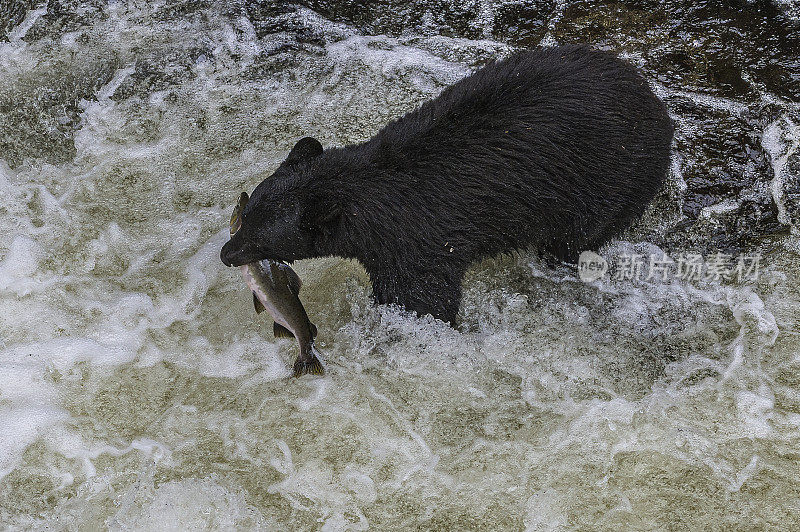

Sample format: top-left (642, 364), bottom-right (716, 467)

top-left (1, 1), bottom-right (799, 529)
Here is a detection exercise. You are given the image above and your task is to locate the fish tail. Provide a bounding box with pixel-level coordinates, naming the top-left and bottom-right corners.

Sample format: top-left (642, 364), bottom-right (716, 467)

top-left (293, 342), bottom-right (325, 377)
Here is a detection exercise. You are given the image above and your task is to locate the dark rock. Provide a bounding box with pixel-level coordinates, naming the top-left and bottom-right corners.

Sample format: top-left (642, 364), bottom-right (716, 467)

top-left (0, 0), bottom-right (39, 41)
top-left (22, 0), bottom-right (107, 42)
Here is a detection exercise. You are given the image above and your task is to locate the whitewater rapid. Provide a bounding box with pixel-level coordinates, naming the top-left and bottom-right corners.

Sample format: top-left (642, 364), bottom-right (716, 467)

top-left (1, 1), bottom-right (799, 529)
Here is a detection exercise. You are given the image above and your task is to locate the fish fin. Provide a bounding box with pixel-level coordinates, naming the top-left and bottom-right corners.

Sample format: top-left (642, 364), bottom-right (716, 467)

top-left (310, 322), bottom-right (318, 338)
top-left (273, 322), bottom-right (294, 339)
top-left (253, 293), bottom-right (266, 314)
top-left (278, 263), bottom-right (302, 294)
top-left (293, 345), bottom-right (325, 377)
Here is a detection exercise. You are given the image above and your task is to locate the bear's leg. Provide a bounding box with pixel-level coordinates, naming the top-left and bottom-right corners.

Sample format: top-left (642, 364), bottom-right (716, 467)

top-left (587, 202), bottom-right (652, 251)
top-left (542, 238), bottom-right (581, 264)
top-left (372, 267), bottom-right (463, 325)
top-left (401, 275), bottom-right (462, 325)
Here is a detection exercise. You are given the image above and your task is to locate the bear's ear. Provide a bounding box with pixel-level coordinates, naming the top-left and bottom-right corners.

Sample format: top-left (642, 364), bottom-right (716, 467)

top-left (286, 137), bottom-right (323, 165)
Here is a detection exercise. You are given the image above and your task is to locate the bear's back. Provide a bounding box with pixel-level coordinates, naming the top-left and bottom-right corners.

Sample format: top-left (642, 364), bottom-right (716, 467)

top-left (362, 45), bottom-right (673, 260)
top-left (377, 45), bottom-right (671, 168)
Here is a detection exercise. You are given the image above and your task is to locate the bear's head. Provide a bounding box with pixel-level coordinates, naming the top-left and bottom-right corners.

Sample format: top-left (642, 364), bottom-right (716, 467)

top-left (220, 137), bottom-right (343, 267)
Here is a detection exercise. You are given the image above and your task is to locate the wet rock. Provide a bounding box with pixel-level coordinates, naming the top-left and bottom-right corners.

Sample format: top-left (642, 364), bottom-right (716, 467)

top-left (22, 0), bottom-right (107, 42)
top-left (490, 0), bottom-right (556, 46)
top-left (152, 0), bottom-right (216, 21)
top-left (655, 97), bottom-right (788, 253)
top-left (0, 0), bottom-right (39, 41)
top-left (239, 14), bottom-right (327, 81)
top-left (111, 47), bottom-right (211, 101)
top-left (553, 0), bottom-right (671, 53)
top-left (549, 1), bottom-right (798, 251)
top-left (0, 52), bottom-right (120, 168)
top-left (659, 0), bottom-right (800, 102)
top-left (275, 0), bottom-right (554, 41)
top-left (553, 0), bottom-right (800, 101)
top-left (297, 0), bottom-right (483, 38)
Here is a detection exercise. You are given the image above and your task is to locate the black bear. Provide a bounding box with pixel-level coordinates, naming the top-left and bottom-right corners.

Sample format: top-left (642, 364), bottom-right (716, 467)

top-left (221, 45), bottom-right (674, 325)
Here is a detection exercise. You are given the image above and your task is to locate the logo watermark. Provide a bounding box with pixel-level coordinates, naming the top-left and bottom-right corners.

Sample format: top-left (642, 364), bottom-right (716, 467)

top-left (577, 251), bottom-right (609, 282)
top-left (578, 251), bottom-right (761, 283)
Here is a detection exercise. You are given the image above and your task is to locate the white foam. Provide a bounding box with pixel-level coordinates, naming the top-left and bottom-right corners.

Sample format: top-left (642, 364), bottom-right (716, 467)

top-left (0, 406), bottom-right (68, 481)
top-left (6, 3), bottom-right (48, 42)
top-left (108, 478), bottom-right (267, 530)
top-left (736, 388), bottom-right (774, 438)
top-left (325, 35), bottom-right (473, 93)
top-left (96, 65), bottom-right (136, 101)
top-left (772, 0), bottom-right (800, 18)
top-left (762, 115), bottom-right (799, 233)
top-left (0, 235), bottom-right (44, 294)
top-left (524, 488), bottom-right (568, 532)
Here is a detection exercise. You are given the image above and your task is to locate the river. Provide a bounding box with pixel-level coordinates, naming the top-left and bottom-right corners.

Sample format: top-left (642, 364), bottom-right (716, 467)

top-left (1, 1), bottom-right (799, 529)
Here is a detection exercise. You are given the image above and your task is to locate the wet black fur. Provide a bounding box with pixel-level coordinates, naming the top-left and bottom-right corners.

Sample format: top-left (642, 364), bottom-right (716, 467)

top-left (221, 45), bottom-right (674, 325)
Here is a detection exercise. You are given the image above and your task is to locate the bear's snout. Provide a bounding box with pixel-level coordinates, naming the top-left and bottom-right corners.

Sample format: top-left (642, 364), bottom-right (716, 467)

top-left (221, 233), bottom-right (272, 267)
top-left (220, 237), bottom-right (251, 267)
top-left (220, 239), bottom-right (236, 267)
